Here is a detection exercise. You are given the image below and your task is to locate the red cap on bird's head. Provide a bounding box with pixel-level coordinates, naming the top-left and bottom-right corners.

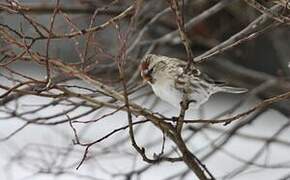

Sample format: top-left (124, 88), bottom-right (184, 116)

top-left (140, 60), bottom-right (149, 72)
top-left (140, 55), bottom-right (153, 83)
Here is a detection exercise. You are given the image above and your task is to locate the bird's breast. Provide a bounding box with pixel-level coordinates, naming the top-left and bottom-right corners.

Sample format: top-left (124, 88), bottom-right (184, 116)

top-left (151, 78), bottom-right (182, 107)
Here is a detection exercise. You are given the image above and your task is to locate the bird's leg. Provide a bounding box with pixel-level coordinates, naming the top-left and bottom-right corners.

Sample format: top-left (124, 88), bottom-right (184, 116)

top-left (180, 100), bottom-right (190, 110)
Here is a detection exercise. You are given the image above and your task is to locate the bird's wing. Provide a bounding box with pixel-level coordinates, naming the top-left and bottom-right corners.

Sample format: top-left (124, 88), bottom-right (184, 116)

top-left (174, 69), bottom-right (200, 93)
top-left (174, 67), bottom-right (225, 93)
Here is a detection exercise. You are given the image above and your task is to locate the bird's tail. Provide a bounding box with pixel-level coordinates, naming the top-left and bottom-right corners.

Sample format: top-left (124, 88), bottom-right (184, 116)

top-left (217, 86), bottom-right (248, 94)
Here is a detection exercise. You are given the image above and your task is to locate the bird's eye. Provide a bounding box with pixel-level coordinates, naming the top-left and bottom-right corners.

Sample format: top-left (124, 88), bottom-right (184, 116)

top-left (148, 67), bottom-right (153, 74)
top-left (148, 64), bottom-right (157, 74)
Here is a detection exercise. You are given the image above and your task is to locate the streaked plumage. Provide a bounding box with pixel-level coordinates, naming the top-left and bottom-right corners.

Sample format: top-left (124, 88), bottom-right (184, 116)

top-left (140, 54), bottom-right (247, 109)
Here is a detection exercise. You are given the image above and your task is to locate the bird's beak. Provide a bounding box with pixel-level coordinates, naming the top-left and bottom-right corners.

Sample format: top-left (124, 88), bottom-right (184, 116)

top-left (140, 68), bottom-right (151, 84)
top-left (141, 70), bottom-right (148, 84)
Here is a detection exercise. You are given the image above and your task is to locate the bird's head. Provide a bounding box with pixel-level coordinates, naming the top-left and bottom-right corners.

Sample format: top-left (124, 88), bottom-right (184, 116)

top-left (140, 54), bottom-right (156, 84)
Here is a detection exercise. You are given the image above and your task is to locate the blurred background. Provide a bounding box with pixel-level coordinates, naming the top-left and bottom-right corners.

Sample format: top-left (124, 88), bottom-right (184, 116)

top-left (0, 0), bottom-right (290, 179)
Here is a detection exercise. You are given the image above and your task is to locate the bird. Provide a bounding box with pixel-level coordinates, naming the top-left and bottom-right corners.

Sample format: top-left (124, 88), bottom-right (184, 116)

top-left (140, 54), bottom-right (247, 109)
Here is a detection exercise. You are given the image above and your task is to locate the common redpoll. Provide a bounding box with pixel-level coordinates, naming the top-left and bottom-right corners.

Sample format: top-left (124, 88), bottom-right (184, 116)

top-left (140, 54), bottom-right (247, 109)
